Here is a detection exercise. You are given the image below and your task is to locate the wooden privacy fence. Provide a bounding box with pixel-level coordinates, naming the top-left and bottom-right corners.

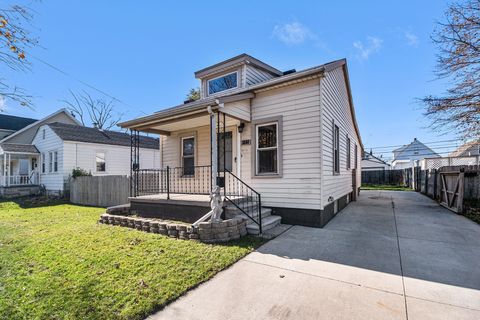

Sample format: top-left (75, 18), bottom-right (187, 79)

top-left (417, 165), bottom-right (480, 213)
top-left (70, 175), bottom-right (130, 207)
top-left (362, 168), bottom-right (412, 187)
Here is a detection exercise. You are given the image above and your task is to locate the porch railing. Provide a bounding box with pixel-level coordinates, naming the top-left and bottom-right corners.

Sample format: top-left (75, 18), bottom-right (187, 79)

top-left (132, 165), bottom-right (212, 197)
top-left (2, 172), bottom-right (38, 187)
top-left (223, 169), bottom-right (262, 234)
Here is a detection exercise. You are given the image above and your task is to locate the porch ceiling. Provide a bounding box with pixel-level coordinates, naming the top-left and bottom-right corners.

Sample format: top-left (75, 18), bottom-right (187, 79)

top-left (136, 113), bottom-right (240, 135)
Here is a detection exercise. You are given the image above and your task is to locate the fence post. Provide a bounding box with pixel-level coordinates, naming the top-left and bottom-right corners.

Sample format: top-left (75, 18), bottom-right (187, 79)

top-left (425, 169), bottom-right (429, 195)
top-left (433, 169), bottom-right (438, 200)
top-left (166, 166), bottom-right (170, 200)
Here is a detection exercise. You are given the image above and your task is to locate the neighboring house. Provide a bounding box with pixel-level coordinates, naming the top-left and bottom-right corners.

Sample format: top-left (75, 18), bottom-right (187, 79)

top-left (449, 140), bottom-right (480, 157)
top-left (1, 109), bottom-right (159, 196)
top-left (119, 54), bottom-right (363, 231)
top-left (362, 151), bottom-right (390, 171)
top-left (0, 114), bottom-right (37, 140)
top-left (391, 138), bottom-right (440, 169)
top-left (31, 122), bottom-right (160, 194)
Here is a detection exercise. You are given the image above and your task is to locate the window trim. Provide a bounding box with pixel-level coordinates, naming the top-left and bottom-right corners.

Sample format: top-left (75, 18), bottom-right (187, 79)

top-left (333, 123), bottom-right (340, 175)
top-left (41, 153), bottom-right (46, 173)
top-left (48, 151), bottom-right (53, 173)
top-left (53, 151), bottom-right (58, 172)
top-left (206, 71), bottom-right (239, 96)
top-left (95, 151), bottom-right (106, 173)
top-left (181, 135), bottom-right (195, 177)
top-left (346, 135), bottom-right (351, 170)
top-left (251, 116), bottom-right (283, 178)
top-left (354, 144), bottom-right (358, 169)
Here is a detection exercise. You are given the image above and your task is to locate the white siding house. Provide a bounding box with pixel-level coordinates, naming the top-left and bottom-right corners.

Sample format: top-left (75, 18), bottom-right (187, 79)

top-left (120, 54), bottom-right (363, 228)
top-left (30, 122), bottom-right (159, 194)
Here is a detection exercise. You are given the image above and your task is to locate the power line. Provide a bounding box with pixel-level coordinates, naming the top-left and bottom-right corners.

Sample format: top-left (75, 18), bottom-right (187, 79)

top-left (365, 139), bottom-right (463, 150)
top-left (31, 55), bottom-right (142, 112)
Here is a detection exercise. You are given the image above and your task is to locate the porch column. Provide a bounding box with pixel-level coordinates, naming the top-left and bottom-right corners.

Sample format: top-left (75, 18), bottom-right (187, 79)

top-left (210, 110), bottom-right (223, 222)
top-left (2, 153), bottom-right (6, 186)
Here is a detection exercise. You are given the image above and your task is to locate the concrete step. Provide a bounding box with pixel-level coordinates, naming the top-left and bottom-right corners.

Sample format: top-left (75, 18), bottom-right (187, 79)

top-left (236, 207), bottom-right (271, 221)
top-left (246, 215), bottom-right (282, 235)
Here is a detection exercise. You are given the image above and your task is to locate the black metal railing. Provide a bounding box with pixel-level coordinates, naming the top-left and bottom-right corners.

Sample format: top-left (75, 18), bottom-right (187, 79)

top-left (133, 165), bottom-right (212, 197)
top-left (223, 169), bottom-right (262, 234)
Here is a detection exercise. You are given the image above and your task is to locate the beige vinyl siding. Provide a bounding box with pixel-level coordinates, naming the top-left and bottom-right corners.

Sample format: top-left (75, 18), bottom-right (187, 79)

top-left (161, 126), bottom-right (211, 168)
top-left (31, 125), bottom-right (65, 192)
top-left (223, 100), bottom-right (251, 122)
top-left (240, 79), bottom-right (322, 210)
top-left (321, 66), bottom-right (361, 208)
top-left (245, 65), bottom-right (276, 86)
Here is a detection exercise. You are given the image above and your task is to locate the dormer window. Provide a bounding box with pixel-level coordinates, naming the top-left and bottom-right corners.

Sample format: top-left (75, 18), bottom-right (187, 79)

top-left (207, 72), bottom-right (238, 95)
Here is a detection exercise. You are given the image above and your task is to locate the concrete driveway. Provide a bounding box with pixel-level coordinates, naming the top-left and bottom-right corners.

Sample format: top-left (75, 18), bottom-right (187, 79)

top-left (149, 191), bottom-right (480, 320)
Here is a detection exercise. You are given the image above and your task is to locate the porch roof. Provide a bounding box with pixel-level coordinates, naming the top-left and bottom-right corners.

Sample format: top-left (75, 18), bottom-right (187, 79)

top-left (0, 143), bottom-right (39, 154)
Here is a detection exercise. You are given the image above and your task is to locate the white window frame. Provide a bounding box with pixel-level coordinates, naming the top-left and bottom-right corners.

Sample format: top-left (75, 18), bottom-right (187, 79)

top-left (95, 152), bottom-right (106, 173)
top-left (346, 135), bottom-right (351, 170)
top-left (255, 122), bottom-right (279, 176)
top-left (354, 144), bottom-right (358, 169)
top-left (48, 151), bottom-right (53, 173)
top-left (41, 153), bottom-right (46, 173)
top-left (181, 136), bottom-right (195, 176)
top-left (207, 71), bottom-right (238, 96)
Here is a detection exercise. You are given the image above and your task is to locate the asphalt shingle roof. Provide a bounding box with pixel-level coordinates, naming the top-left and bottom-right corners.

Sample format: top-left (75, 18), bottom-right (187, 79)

top-left (0, 114), bottom-right (37, 131)
top-left (48, 122), bottom-right (159, 149)
top-left (0, 143), bottom-right (39, 153)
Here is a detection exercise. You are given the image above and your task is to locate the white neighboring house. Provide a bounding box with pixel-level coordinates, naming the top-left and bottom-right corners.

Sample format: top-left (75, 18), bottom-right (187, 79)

top-left (31, 122), bottom-right (159, 194)
top-left (119, 54), bottom-right (363, 230)
top-left (449, 140), bottom-right (480, 157)
top-left (362, 151), bottom-right (390, 171)
top-left (391, 138), bottom-right (440, 169)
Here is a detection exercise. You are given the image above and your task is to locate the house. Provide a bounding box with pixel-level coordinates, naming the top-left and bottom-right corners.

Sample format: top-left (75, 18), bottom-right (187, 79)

top-left (391, 138), bottom-right (440, 169)
top-left (362, 150), bottom-right (390, 171)
top-left (119, 54), bottom-right (363, 232)
top-left (449, 140), bottom-right (480, 157)
top-left (0, 114), bottom-right (37, 140)
top-left (0, 109), bottom-right (160, 196)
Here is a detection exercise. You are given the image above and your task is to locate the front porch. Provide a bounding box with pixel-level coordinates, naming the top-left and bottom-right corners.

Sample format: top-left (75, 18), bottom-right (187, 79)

top-left (0, 143), bottom-right (40, 189)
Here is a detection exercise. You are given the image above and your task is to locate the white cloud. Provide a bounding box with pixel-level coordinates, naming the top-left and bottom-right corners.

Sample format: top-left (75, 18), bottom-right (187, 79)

top-left (405, 31), bottom-right (419, 47)
top-left (272, 22), bottom-right (315, 46)
top-left (0, 95), bottom-right (6, 111)
top-left (353, 36), bottom-right (383, 60)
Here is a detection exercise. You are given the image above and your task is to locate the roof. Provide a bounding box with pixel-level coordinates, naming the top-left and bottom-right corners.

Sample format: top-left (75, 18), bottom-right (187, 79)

top-left (363, 153), bottom-right (390, 165)
top-left (0, 114), bottom-right (37, 131)
top-left (119, 57), bottom-right (363, 149)
top-left (449, 140), bottom-right (480, 157)
top-left (0, 108), bottom-right (82, 143)
top-left (194, 53), bottom-right (283, 78)
top-left (0, 143), bottom-right (39, 154)
top-left (47, 122), bottom-right (159, 149)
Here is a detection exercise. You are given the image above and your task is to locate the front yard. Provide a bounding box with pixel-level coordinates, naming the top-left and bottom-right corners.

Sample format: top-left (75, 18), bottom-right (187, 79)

top-left (0, 198), bottom-right (262, 320)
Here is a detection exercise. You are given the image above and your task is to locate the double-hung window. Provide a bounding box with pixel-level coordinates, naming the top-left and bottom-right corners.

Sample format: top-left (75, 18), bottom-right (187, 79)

top-left (53, 151), bottom-right (58, 172)
top-left (48, 152), bottom-right (53, 173)
top-left (207, 72), bottom-right (238, 95)
top-left (256, 122), bottom-right (278, 175)
top-left (96, 152), bottom-right (106, 172)
top-left (41, 153), bottom-right (46, 173)
top-left (346, 135), bottom-right (351, 170)
top-left (181, 137), bottom-right (195, 176)
top-left (354, 144), bottom-right (358, 169)
top-left (333, 124), bottom-right (340, 174)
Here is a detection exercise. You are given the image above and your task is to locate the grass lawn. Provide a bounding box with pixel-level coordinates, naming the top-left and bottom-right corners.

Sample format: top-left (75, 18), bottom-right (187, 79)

top-left (0, 198), bottom-right (263, 320)
top-left (361, 184), bottom-right (413, 191)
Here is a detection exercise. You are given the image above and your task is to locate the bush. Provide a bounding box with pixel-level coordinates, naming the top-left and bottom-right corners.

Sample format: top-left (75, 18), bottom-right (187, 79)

top-left (71, 168), bottom-right (91, 179)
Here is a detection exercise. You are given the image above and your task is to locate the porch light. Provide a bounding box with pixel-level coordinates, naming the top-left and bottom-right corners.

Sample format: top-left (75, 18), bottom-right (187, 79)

top-left (238, 123), bottom-right (245, 133)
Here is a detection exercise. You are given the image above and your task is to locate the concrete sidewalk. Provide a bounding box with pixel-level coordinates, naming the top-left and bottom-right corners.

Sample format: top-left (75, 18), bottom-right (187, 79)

top-left (148, 191), bottom-right (480, 320)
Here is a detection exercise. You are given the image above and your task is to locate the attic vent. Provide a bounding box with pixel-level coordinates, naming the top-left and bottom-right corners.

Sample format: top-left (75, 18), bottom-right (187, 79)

top-left (282, 69), bottom-right (296, 75)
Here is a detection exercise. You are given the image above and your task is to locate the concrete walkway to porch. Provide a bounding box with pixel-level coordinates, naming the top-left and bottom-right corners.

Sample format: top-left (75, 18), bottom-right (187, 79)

top-left (148, 190), bottom-right (480, 320)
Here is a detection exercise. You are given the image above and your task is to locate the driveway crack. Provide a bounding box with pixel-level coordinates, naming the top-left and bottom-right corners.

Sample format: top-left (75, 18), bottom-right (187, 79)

top-left (392, 197), bottom-right (409, 320)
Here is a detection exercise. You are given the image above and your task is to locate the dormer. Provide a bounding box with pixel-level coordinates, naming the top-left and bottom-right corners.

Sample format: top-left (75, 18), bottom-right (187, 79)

top-left (194, 54), bottom-right (283, 99)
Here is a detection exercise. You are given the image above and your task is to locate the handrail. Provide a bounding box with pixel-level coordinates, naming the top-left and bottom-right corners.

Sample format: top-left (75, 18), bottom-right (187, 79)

top-left (223, 169), bottom-right (262, 234)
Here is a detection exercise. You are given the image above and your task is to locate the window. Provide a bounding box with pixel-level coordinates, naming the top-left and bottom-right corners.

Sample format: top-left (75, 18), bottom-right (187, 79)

top-left (53, 151), bottom-right (58, 172)
top-left (207, 72), bottom-right (238, 95)
top-left (256, 123), bottom-right (278, 175)
top-left (333, 124), bottom-right (340, 174)
top-left (48, 152), bottom-right (53, 173)
top-left (41, 153), bottom-right (46, 173)
top-left (181, 137), bottom-right (195, 176)
top-left (42, 129), bottom-right (46, 140)
top-left (346, 135), bottom-right (351, 170)
top-left (96, 152), bottom-right (106, 172)
top-left (354, 144), bottom-right (358, 169)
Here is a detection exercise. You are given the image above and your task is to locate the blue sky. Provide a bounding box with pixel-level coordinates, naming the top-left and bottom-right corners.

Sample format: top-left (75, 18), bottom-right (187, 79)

top-left (1, 0), bottom-right (462, 158)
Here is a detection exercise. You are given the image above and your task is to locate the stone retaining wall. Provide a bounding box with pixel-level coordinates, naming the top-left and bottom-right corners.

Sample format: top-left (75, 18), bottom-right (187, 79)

top-left (99, 213), bottom-right (248, 243)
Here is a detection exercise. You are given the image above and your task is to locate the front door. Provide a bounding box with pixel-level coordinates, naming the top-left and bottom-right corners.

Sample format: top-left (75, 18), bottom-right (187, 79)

top-left (218, 131), bottom-right (233, 172)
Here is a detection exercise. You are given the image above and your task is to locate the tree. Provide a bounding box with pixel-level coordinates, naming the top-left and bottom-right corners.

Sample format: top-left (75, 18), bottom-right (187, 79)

top-left (0, 4), bottom-right (37, 109)
top-left (422, 0), bottom-right (480, 139)
top-left (64, 90), bottom-right (122, 130)
top-left (185, 87), bottom-right (200, 102)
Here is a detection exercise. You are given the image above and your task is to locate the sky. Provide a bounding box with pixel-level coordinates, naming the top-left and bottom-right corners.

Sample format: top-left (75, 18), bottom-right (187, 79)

top-left (1, 0), bottom-right (464, 160)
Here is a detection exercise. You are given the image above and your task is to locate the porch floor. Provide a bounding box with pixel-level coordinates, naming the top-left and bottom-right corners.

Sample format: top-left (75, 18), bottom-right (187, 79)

top-left (129, 193), bottom-right (247, 207)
